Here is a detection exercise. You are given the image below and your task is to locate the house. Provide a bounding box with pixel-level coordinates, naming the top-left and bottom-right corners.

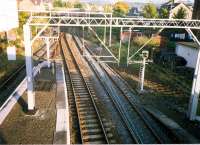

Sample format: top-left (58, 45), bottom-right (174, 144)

top-left (175, 42), bottom-right (198, 68)
top-left (161, 29), bottom-right (193, 41)
top-left (128, 7), bottom-right (140, 16)
top-left (120, 30), bottom-right (143, 43)
top-left (160, 1), bottom-right (193, 19)
top-left (169, 3), bottom-right (193, 19)
top-left (18, 0), bottom-right (53, 11)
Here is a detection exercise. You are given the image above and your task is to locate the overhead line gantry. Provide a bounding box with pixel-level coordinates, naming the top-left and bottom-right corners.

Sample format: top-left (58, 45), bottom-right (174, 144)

top-left (24, 11), bottom-right (200, 122)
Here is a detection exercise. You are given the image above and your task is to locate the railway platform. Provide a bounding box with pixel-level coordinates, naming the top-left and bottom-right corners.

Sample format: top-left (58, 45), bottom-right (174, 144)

top-left (0, 66), bottom-right (57, 144)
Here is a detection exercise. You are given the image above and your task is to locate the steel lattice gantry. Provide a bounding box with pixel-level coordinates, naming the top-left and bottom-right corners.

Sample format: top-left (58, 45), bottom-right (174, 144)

top-left (24, 11), bottom-right (200, 121)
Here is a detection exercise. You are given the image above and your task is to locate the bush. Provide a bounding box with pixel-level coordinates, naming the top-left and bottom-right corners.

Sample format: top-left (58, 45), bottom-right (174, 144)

top-left (132, 36), bottom-right (160, 48)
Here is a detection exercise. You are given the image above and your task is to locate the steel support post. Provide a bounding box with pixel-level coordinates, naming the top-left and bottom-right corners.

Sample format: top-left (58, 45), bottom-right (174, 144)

top-left (23, 24), bottom-right (35, 111)
top-left (109, 14), bottom-right (112, 47)
top-left (127, 27), bottom-right (132, 66)
top-left (46, 38), bottom-right (51, 68)
top-left (118, 27), bottom-right (123, 66)
top-left (58, 25), bottom-right (60, 35)
top-left (82, 26), bottom-right (85, 55)
top-left (140, 58), bottom-right (146, 92)
top-left (104, 26), bottom-right (107, 44)
top-left (186, 29), bottom-right (200, 120)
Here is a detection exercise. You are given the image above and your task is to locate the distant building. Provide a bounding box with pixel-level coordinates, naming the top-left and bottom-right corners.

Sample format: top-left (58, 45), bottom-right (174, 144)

top-left (128, 7), bottom-right (140, 16)
top-left (18, 0), bottom-right (53, 11)
top-left (176, 42), bottom-right (198, 68)
top-left (160, 1), bottom-right (193, 19)
top-left (169, 3), bottom-right (193, 19)
top-left (161, 28), bottom-right (193, 41)
top-left (120, 30), bottom-right (143, 43)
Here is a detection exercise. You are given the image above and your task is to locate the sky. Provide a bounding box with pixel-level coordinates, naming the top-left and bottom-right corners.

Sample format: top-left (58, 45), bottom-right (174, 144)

top-left (81, 0), bottom-right (194, 4)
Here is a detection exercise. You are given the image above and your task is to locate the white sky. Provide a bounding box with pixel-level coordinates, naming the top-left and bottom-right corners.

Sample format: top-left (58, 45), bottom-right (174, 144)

top-left (81, 0), bottom-right (194, 4)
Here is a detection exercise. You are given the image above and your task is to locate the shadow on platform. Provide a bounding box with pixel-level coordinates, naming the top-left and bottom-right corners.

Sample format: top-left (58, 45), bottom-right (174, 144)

top-left (0, 132), bottom-right (6, 144)
top-left (17, 94), bottom-right (28, 113)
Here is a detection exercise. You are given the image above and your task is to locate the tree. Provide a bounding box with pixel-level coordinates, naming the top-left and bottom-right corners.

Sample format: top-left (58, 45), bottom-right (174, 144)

top-left (65, 1), bottom-right (74, 8)
top-left (113, 2), bottom-right (129, 17)
top-left (74, 3), bottom-right (83, 9)
top-left (17, 12), bottom-right (30, 35)
top-left (160, 8), bottom-right (169, 18)
top-left (103, 4), bottom-right (113, 13)
top-left (143, 4), bottom-right (158, 18)
top-left (193, 0), bottom-right (200, 19)
top-left (173, 7), bottom-right (187, 19)
top-left (53, 0), bottom-right (65, 7)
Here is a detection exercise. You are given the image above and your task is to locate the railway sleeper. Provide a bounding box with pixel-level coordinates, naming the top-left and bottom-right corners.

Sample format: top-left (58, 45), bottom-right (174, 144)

top-left (75, 89), bottom-right (89, 92)
top-left (78, 109), bottom-right (95, 115)
top-left (78, 106), bottom-right (94, 111)
top-left (79, 114), bottom-right (97, 119)
top-left (76, 100), bottom-right (91, 105)
top-left (81, 123), bottom-right (99, 129)
top-left (71, 77), bottom-right (82, 80)
top-left (80, 119), bottom-right (98, 125)
top-left (84, 140), bottom-right (105, 144)
top-left (73, 85), bottom-right (87, 88)
top-left (82, 128), bottom-right (103, 135)
top-left (82, 134), bottom-right (105, 142)
top-left (75, 90), bottom-right (89, 94)
top-left (77, 95), bottom-right (93, 99)
top-left (76, 92), bottom-right (90, 95)
top-left (78, 103), bottom-right (93, 108)
top-left (71, 78), bottom-right (84, 81)
top-left (76, 97), bottom-right (90, 101)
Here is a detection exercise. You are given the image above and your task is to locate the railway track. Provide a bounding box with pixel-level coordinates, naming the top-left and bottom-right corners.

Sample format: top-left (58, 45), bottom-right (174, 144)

top-left (0, 42), bottom-right (57, 106)
top-left (0, 45), bottom-right (46, 90)
top-left (147, 64), bottom-right (191, 96)
top-left (72, 34), bottom-right (185, 143)
top-left (60, 34), bottom-right (110, 144)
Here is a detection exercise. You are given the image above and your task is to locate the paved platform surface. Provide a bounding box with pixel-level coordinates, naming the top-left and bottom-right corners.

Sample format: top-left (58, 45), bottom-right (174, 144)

top-left (53, 60), bottom-right (70, 144)
top-left (0, 67), bottom-right (56, 144)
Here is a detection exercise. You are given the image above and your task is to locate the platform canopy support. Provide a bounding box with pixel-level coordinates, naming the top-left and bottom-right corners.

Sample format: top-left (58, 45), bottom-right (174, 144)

top-left (104, 26), bottom-right (107, 44)
top-left (45, 37), bottom-right (51, 68)
top-left (127, 27), bottom-right (132, 66)
top-left (109, 14), bottom-right (112, 47)
top-left (82, 26), bottom-right (85, 55)
top-left (118, 27), bottom-right (123, 66)
top-left (186, 28), bottom-right (200, 121)
top-left (23, 24), bottom-right (35, 111)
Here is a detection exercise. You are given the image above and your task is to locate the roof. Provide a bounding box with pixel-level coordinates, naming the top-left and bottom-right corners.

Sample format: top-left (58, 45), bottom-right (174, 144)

top-left (18, 0), bottom-right (52, 6)
top-left (177, 42), bottom-right (198, 49)
top-left (161, 1), bottom-right (193, 10)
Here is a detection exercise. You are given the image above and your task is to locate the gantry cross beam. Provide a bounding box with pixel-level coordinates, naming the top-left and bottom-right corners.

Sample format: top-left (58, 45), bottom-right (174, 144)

top-left (29, 15), bottom-right (200, 29)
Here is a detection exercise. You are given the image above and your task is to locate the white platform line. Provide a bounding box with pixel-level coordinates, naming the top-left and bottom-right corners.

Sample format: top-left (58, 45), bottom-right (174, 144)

top-left (54, 61), bottom-right (70, 144)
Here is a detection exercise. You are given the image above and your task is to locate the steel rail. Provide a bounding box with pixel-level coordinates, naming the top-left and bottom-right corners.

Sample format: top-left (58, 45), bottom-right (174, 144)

top-left (87, 36), bottom-right (178, 142)
top-left (101, 63), bottom-right (171, 143)
top-left (73, 35), bottom-right (143, 143)
top-left (61, 35), bottom-right (109, 144)
top-left (65, 35), bottom-right (109, 143)
top-left (59, 35), bottom-right (82, 143)
top-left (73, 35), bottom-right (179, 143)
